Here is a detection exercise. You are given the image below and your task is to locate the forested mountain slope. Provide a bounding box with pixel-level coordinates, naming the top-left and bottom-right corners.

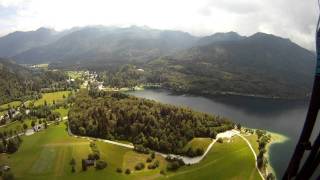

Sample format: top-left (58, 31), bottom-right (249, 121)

top-left (0, 58), bottom-right (67, 104)
top-left (142, 33), bottom-right (316, 98)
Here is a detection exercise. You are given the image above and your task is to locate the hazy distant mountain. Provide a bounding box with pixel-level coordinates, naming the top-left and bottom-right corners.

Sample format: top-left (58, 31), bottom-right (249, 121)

top-left (13, 26), bottom-right (197, 64)
top-left (195, 31), bottom-right (245, 46)
top-left (0, 28), bottom-right (60, 58)
top-left (150, 32), bottom-right (316, 98)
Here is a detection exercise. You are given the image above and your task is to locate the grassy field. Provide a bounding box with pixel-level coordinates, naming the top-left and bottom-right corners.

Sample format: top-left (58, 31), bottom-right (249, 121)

top-left (54, 107), bottom-right (69, 117)
top-left (182, 138), bottom-right (212, 152)
top-left (244, 134), bottom-right (259, 154)
top-left (0, 119), bottom-right (35, 134)
top-left (0, 101), bottom-right (22, 110)
top-left (34, 91), bottom-right (70, 107)
top-left (0, 121), bottom-right (262, 180)
top-left (0, 122), bottom-right (168, 180)
top-left (163, 135), bottom-right (262, 180)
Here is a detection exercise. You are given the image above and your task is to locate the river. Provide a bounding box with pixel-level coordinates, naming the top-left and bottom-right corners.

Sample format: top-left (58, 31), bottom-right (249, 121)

top-left (128, 89), bottom-right (320, 178)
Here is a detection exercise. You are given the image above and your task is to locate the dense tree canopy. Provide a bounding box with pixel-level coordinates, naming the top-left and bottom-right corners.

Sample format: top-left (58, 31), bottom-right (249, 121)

top-left (68, 90), bottom-right (234, 155)
top-left (0, 58), bottom-right (69, 104)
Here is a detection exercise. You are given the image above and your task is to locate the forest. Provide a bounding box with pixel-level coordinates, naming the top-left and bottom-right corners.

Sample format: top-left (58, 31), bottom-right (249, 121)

top-left (68, 90), bottom-right (234, 155)
top-left (0, 58), bottom-right (70, 104)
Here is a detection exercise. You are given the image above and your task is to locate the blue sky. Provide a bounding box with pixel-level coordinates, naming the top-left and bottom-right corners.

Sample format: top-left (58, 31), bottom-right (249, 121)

top-left (0, 0), bottom-right (318, 50)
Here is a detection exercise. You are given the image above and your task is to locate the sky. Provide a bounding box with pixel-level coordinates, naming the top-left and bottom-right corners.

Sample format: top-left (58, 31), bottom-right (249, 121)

top-left (0, 0), bottom-right (318, 50)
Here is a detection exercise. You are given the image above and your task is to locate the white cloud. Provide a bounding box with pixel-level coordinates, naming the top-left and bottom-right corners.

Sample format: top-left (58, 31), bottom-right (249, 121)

top-left (0, 0), bottom-right (318, 50)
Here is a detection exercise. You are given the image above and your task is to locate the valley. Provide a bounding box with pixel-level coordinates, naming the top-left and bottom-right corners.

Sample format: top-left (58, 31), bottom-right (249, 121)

top-left (0, 25), bottom-right (316, 180)
top-left (0, 67), bottom-right (280, 180)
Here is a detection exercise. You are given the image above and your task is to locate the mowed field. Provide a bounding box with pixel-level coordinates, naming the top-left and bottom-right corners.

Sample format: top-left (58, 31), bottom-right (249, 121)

top-left (34, 91), bottom-right (70, 107)
top-left (0, 122), bottom-right (168, 180)
top-left (53, 107), bottom-right (69, 117)
top-left (0, 121), bottom-right (261, 180)
top-left (164, 135), bottom-right (262, 180)
top-left (0, 101), bottom-right (21, 110)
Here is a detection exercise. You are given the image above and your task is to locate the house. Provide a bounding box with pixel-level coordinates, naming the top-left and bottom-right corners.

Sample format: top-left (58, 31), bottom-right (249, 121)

top-left (33, 124), bottom-right (43, 132)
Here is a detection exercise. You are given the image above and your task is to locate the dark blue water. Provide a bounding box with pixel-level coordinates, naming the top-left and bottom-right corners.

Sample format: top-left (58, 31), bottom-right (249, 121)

top-left (128, 89), bottom-right (320, 178)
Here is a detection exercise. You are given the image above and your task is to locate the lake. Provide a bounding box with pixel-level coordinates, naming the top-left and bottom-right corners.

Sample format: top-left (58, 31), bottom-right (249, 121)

top-left (128, 89), bottom-right (320, 178)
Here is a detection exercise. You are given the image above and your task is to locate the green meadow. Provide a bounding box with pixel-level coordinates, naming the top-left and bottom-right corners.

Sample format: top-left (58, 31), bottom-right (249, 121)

top-left (53, 107), bottom-right (69, 117)
top-left (34, 91), bottom-right (70, 107)
top-left (182, 138), bottom-right (212, 152)
top-left (0, 101), bottom-right (21, 110)
top-left (0, 123), bottom-right (168, 180)
top-left (166, 135), bottom-right (261, 180)
top-left (0, 121), bottom-right (262, 180)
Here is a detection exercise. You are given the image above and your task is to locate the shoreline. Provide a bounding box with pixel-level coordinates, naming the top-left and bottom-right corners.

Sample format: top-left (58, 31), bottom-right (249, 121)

top-left (125, 87), bottom-right (309, 101)
top-left (241, 127), bottom-right (289, 178)
top-left (266, 131), bottom-right (289, 176)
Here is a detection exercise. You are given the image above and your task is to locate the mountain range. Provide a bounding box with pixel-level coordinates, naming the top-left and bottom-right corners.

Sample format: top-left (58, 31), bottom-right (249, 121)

top-left (0, 26), bottom-right (316, 98)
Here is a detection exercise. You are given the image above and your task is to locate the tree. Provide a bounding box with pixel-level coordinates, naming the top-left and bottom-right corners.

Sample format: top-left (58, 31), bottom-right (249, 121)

top-left (44, 100), bottom-right (47, 106)
top-left (151, 152), bottom-right (155, 159)
top-left (267, 173), bottom-right (275, 180)
top-left (70, 158), bottom-right (76, 172)
top-left (95, 160), bottom-right (107, 170)
top-left (236, 123), bottom-right (241, 130)
top-left (125, 168), bottom-right (131, 174)
top-left (69, 158), bottom-right (76, 172)
top-left (70, 158), bottom-right (76, 166)
top-left (79, 127), bottom-right (86, 135)
top-left (196, 148), bottom-right (204, 156)
top-left (7, 138), bottom-right (19, 153)
top-left (31, 120), bottom-right (36, 128)
top-left (255, 129), bottom-right (266, 139)
top-left (116, 167), bottom-right (122, 173)
top-left (146, 157), bottom-right (152, 163)
top-left (2, 171), bottom-right (14, 180)
top-left (23, 123), bottom-right (28, 131)
top-left (81, 159), bottom-right (87, 171)
top-left (0, 141), bottom-right (5, 153)
top-left (71, 165), bottom-right (76, 173)
top-left (167, 161), bottom-right (180, 171)
top-left (135, 162), bottom-right (145, 170)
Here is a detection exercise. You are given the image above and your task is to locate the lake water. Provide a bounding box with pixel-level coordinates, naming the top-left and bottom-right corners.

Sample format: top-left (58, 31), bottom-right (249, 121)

top-left (128, 89), bottom-right (320, 178)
